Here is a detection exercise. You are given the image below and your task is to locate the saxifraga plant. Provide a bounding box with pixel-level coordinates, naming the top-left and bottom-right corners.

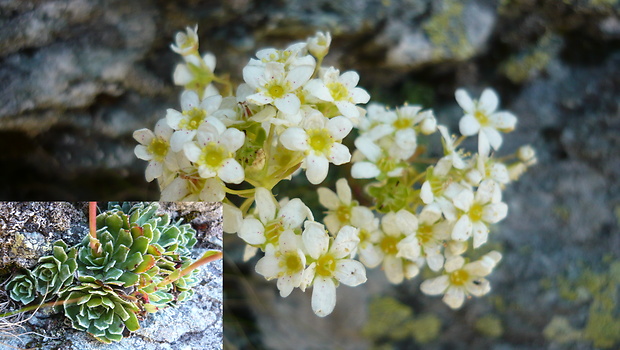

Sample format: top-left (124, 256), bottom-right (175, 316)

top-left (0, 202), bottom-right (222, 344)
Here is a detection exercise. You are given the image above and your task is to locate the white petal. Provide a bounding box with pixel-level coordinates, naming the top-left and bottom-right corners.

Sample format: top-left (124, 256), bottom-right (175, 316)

top-left (339, 71), bottom-right (360, 88)
top-left (328, 143), bottom-right (351, 165)
top-left (331, 226), bottom-right (360, 258)
top-left (351, 162), bottom-right (380, 179)
top-left (275, 94), bottom-right (301, 115)
top-left (482, 202), bottom-right (508, 224)
top-left (483, 127), bottom-right (503, 150)
top-left (358, 244), bottom-right (382, 268)
top-left (327, 116), bottom-right (353, 140)
top-left (491, 111), bottom-right (517, 131)
top-left (201, 94), bottom-right (223, 114)
top-left (396, 209), bottom-right (418, 234)
top-left (305, 154), bottom-right (329, 185)
top-left (161, 177), bottom-right (189, 201)
top-left (466, 279), bottom-right (490, 296)
top-left (459, 114), bottom-right (480, 136)
top-left (318, 187), bottom-right (339, 210)
top-left (335, 178), bottom-right (352, 205)
top-left (383, 255), bottom-right (404, 284)
top-left (181, 90), bottom-right (200, 111)
top-left (183, 142), bottom-right (201, 162)
top-left (286, 65), bottom-right (314, 90)
top-left (455, 89), bottom-right (475, 113)
top-left (280, 198), bottom-right (310, 229)
top-left (420, 181), bottom-right (434, 204)
top-left (223, 203), bottom-right (243, 234)
top-left (247, 92), bottom-right (273, 106)
top-left (220, 127), bottom-right (245, 152)
top-left (420, 275), bottom-right (449, 295)
top-left (304, 79), bottom-right (333, 101)
top-left (443, 287), bottom-right (465, 309)
top-left (453, 189), bottom-right (474, 212)
top-left (354, 136), bottom-right (382, 162)
top-left (312, 277), bottom-right (336, 317)
top-left (452, 215), bottom-right (472, 241)
top-left (334, 259), bottom-right (366, 286)
top-left (242, 65), bottom-right (263, 89)
top-left (133, 128), bottom-right (155, 145)
top-left (280, 128), bottom-right (308, 151)
top-left (145, 161), bottom-right (163, 182)
top-left (335, 101), bottom-right (359, 119)
top-left (170, 130), bottom-right (196, 152)
top-left (472, 221), bottom-right (489, 248)
top-left (479, 88), bottom-right (499, 114)
top-left (302, 222), bottom-right (329, 259)
top-left (238, 218), bottom-right (265, 245)
top-left (396, 235), bottom-right (420, 261)
top-left (350, 87), bottom-right (370, 104)
top-left (255, 255), bottom-right (280, 279)
top-left (203, 53), bottom-right (217, 71)
top-left (444, 255), bottom-right (465, 272)
top-left (173, 64), bottom-right (193, 85)
top-left (478, 130), bottom-right (491, 157)
top-left (134, 145), bottom-right (152, 161)
top-left (218, 158), bottom-right (245, 184)
top-left (200, 178), bottom-right (225, 201)
top-left (426, 251), bottom-right (445, 272)
top-left (255, 187), bottom-right (277, 223)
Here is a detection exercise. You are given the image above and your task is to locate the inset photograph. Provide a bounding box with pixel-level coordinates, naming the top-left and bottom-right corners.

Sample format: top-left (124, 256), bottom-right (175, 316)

top-left (0, 202), bottom-right (222, 349)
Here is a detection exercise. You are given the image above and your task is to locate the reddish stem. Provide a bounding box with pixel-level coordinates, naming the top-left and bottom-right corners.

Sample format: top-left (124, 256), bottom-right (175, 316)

top-left (88, 202), bottom-right (101, 255)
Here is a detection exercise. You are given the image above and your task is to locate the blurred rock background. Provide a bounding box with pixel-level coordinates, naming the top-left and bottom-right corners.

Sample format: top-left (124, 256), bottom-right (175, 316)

top-left (0, 202), bottom-right (223, 349)
top-left (1, 0), bottom-right (619, 349)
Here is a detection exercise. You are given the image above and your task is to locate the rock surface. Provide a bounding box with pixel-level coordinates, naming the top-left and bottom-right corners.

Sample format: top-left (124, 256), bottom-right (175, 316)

top-left (0, 202), bottom-right (223, 350)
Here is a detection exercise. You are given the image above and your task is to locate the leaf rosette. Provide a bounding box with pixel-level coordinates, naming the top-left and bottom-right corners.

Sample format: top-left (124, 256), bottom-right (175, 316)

top-left (32, 240), bottom-right (78, 299)
top-left (62, 276), bottom-right (141, 344)
top-left (6, 270), bottom-right (38, 304)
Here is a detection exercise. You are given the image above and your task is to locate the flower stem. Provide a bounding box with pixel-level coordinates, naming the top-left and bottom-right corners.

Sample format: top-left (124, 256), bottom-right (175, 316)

top-left (88, 202), bottom-right (101, 256)
top-left (158, 250), bottom-right (222, 288)
top-left (0, 297), bottom-right (84, 318)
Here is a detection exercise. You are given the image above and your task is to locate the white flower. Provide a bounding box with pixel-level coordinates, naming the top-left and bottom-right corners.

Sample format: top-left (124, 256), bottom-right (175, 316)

top-left (238, 188), bottom-right (311, 247)
top-left (280, 112), bottom-right (353, 184)
top-left (420, 251), bottom-right (502, 309)
top-left (456, 88), bottom-right (517, 153)
top-left (170, 25), bottom-right (199, 56)
top-left (350, 136), bottom-right (405, 179)
top-left (438, 125), bottom-right (466, 170)
top-left (376, 210), bottom-right (421, 284)
top-left (243, 61), bottom-right (314, 115)
top-left (182, 117), bottom-right (245, 184)
top-left (301, 223), bottom-right (366, 317)
top-left (307, 31), bottom-right (331, 58)
top-left (133, 119), bottom-right (176, 182)
top-left (451, 180), bottom-right (508, 248)
top-left (255, 230), bottom-right (306, 297)
top-left (518, 145), bottom-right (537, 166)
top-left (414, 204), bottom-right (450, 271)
top-left (173, 53), bottom-right (218, 98)
top-left (305, 67), bottom-right (370, 121)
top-left (166, 91), bottom-right (223, 152)
top-left (317, 178), bottom-right (358, 234)
top-left (349, 206), bottom-right (382, 268)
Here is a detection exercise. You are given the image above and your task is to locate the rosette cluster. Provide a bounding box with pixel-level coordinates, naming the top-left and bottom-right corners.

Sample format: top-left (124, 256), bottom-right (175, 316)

top-left (4, 202), bottom-right (204, 344)
top-left (6, 240), bottom-right (78, 304)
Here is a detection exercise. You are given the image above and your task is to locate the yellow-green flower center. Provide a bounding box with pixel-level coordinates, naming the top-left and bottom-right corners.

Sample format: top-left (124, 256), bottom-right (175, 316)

top-left (449, 269), bottom-right (469, 286)
top-left (264, 221), bottom-right (284, 245)
top-left (336, 205), bottom-right (351, 223)
top-left (198, 142), bottom-right (228, 168)
top-left (358, 229), bottom-right (370, 244)
top-left (148, 137), bottom-right (169, 161)
top-left (393, 117), bottom-right (413, 130)
top-left (307, 129), bottom-right (333, 154)
top-left (380, 235), bottom-right (399, 255)
top-left (469, 203), bottom-right (484, 222)
top-left (280, 251), bottom-right (303, 275)
top-left (179, 108), bottom-right (207, 130)
top-left (327, 82), bottom-right (349, 101)
top-left (316, 253), bottom-right (337, 277)
top-left (377, 156), bottom-right (397, 174)
top-left (474, 109), bottom-right (490, 126)
top-left (267, 82), bottom-right (287, 99)
top-left (417, 223), bottom-right (434, 245)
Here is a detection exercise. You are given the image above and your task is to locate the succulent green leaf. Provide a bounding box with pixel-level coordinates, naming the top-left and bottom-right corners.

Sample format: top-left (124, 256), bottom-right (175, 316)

top-left (134, 254), bottom-right (156, 273)
top-left (124, 252), bottom-right (144, 271)
top-left (148, 243), bottom-right (163, 257)
top-left (104, 213), bottom-right (124, 234)
top-left (116, 228), bottom-right (133, 250)
top-left (124, 311), bottom-right (140, 332)
top-left (158, 226), bottom-right (180, 247)
top-left (6, 272), bottom-right (37, 304)
top-left (105, 268), bottom-right (124, 281)
top-left (112, 245), bottom-right (130, 262)
top-left (53, 245), bottom-right (68, 261)
top-left (87, 297), bottom-right (103, 307)
top-left (118, 271), bottom-right (140, 287)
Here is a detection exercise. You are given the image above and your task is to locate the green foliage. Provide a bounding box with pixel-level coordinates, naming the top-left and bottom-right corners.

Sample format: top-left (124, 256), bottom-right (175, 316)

top-left (3, 202), bottom-right (214, 344)
top-left (6, 270), bottom-right (38, 304)
top-left (33, 240), bottom-right (78, 299)
top-left (62, 276), bottom-right (141, 344)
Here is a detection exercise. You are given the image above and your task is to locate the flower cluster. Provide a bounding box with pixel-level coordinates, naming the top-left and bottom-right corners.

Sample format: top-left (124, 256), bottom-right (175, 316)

top-left (135, 27), bottom-right (536, 317)
top-left (5, 203), bottom-right (218, 343)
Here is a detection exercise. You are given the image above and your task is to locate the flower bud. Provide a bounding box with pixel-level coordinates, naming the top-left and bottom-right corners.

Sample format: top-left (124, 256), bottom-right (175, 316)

top-left (307, 32), bottom-right (331, 59)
